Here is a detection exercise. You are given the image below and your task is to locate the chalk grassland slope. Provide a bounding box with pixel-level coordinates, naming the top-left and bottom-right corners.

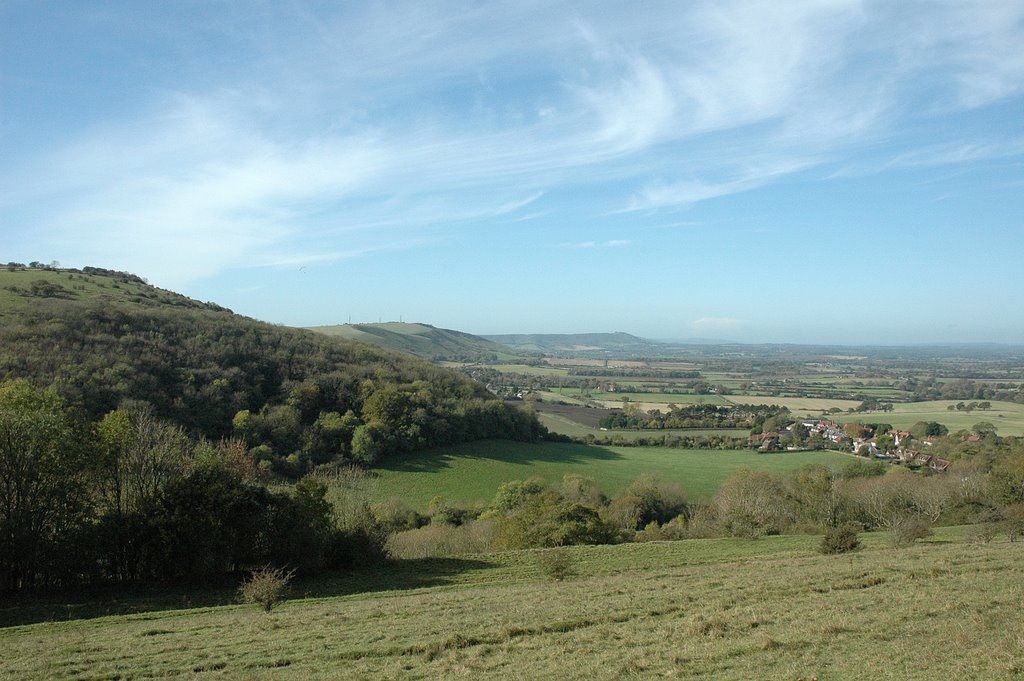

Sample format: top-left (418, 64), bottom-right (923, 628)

top-left (0, 267), bottom-right (222, 319)
top-left (483, 331), bottom-right (671, 357)
top-left (308, 322), bottom-right (524, 361)
top-left (371, 441), bottom-right (851, 509)
top-left (3, 530), bottom-right (1021, 680)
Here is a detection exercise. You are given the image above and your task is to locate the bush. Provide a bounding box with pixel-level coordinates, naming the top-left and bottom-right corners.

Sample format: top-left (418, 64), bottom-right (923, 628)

top-left (819, 523), bottom-right (861, 554)
top-left (537, 547), bottom-right (576, 581)
top-left (890, 514), bottom-right (932, 547)
top-left (238, 566), bottom-right (295, 612)
top-left (497, 493), bottom-right (619, 549)
top-left (963, 508), bottom-right (1001, 544)
top-left (1003, 503), bottom-right (1024, 542)
top-left (385, 519), bottom-right (498, 559)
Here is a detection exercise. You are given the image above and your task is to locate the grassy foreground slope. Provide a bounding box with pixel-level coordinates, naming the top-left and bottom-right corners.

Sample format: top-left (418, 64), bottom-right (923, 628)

top-left (372, 440), bottom-right (852, 509)
top-left (3, 528), bottom-right (1022, 680)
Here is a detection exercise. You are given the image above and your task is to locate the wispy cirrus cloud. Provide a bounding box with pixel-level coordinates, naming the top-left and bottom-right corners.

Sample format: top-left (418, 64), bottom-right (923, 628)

top-left (560, 239), bottom-right (632, 250)
top-left (4, 0), bottom-right (1023, 288)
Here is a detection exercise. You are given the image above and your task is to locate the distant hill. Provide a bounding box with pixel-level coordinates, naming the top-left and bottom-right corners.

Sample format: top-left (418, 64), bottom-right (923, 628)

top-left (307, 322), bottom-right (526, 361)
top-left (0, 265), bottom-right (541, 475)
top-left (482, 332), bottom-right (670, 357)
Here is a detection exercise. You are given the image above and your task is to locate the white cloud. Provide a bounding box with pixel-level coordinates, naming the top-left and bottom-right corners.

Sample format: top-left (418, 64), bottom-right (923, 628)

top-left (5, 0), bottom-right (1023, 284)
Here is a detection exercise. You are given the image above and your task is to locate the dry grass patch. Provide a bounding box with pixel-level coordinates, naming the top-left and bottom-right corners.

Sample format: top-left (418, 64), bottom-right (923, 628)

top-left (3, 530), bottom-right (1024, 679)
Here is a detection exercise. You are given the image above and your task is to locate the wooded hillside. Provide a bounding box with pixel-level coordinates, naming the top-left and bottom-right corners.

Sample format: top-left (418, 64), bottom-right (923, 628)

top-left (0, 265), bottom-right (542, 475)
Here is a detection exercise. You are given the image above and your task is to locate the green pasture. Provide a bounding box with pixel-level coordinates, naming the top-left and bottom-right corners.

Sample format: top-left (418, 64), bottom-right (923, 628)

top-left (723, 395), bottom-right (862, 413)
top-left (6, 527), bottom-right (1024, 680)
top-left (601, 392), bottom-right (730, 406)
top-left (832, 400), bottom-right (1024, 436)
top-left (0, 269), bottom-right (153, 316)
top-left (487, 364), bottom-right (570, 376)
top-left (537, 412), bottom-right (746, 442)
top-left (371, 440), bottom-right (850, 510)
top-left (535, 390), bottom-right (590, 406)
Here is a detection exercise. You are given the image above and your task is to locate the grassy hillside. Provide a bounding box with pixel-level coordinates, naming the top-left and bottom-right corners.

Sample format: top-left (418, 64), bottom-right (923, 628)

top-left (3, 527), bottom-right (1020, 680)
top-left (308, 322), bottom-right (524, 361)
top-left (0, 266), bottom-right (225, 319)
top-left (483, 331), bottom-right (666, 356)
top-left (371, 440), bottom-right (852, 509)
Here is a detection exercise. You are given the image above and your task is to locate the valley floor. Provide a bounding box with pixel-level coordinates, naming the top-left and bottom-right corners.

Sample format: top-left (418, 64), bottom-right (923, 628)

top-left (2, 527), bottom-right (1022, 680)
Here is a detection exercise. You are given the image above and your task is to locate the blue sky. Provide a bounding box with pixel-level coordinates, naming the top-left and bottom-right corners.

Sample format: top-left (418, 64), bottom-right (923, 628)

top-left (2, 1), bottom-right (1022, 344)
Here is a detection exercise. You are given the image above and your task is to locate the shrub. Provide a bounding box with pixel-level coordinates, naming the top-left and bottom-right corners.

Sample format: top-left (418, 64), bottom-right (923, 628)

top-left (608, 475), bottom-right (688, 530)
top-left (537, 547), bottom-right (576, 581)
top-left (819, 523), bottom-right (861, 554)
top-left (683, 505), bottom-right (721, 539)
top-left (238, 566), bottom-right (295, 612)
top-left (385, 519), bottom-right (497, 559)
top-left (890, 514), bottom-right (932, 547)
top-left (1003, 503), bottom-right (1024, 542)
top-left (963, 507), bottom-right (1001, 544)
top-left (498, 493), bottom-right (619, 549)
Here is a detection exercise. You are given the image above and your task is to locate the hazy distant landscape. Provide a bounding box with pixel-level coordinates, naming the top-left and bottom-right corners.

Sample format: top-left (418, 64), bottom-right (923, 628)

top-left (4, 2), bottom-right (1024, 678)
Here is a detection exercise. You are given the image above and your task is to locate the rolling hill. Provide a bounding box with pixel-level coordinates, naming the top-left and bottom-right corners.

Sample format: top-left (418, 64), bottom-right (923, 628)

top-left (0, 265), bottom-right (540, 472)
top-left (307, 322), bottom-right (526, 361)
top-left (482, 331), bottom-right (669, 357)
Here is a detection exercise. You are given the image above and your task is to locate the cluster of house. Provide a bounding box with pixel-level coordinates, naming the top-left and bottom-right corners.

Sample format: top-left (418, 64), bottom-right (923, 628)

top-left (749, 417), bottom-right (951, 472)
top-left (860, 430), bottom-right (952, 471)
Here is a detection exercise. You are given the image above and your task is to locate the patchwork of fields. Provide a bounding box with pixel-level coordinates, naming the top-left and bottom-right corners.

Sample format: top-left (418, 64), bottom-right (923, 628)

top-left (831, 400), bottom-right (1024, 436)
top-left (4, 528), bottom-right (1022, 680)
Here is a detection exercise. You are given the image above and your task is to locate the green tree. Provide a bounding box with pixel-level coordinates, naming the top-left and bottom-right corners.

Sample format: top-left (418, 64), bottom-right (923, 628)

top-left (0, 380), bottom-right (93, 591)
top-left (350, 424), bottom-right (383, 465)
top-left (714, 470), bottom-right (791, 538)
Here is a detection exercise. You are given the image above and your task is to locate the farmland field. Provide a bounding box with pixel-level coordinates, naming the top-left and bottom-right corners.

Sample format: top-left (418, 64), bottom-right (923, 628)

top-left (831, 399), bottom-right (1024, 436)
top-left (537, 412), bottom-right (746, 442)
top-left (372, 440), bottom-right (850, 509)
top-left (723, 395), bottom-right (863, 413)
top-left (4, 527), bottom-right (1022, 680)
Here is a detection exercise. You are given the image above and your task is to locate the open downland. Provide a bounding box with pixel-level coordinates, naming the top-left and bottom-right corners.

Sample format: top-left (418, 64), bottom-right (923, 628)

top-left (830, 400), bottom-right (1024, 436)
top-left (372, 440), bottom-right (851, 509)
top-left (3, 528), bottom-right (1023, 680)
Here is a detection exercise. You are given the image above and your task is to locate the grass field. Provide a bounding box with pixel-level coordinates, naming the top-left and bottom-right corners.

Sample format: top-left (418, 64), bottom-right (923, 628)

top-left (831, 399), bottom-right (1024, 436)
top-left (4, 527), bottom-right (1022, 680)
top-left (0, 269), bottom-right (157, 317)
top-left (537, 412), bottom-right (747, 442)
top-left (372, 440), bottom-right (851, 509)
top-left (723, 395), bottom-right (863, 413)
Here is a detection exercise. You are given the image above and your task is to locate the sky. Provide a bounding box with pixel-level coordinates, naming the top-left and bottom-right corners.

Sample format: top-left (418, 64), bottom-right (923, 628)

top-left (2, 1), bottom-right (1023, 344)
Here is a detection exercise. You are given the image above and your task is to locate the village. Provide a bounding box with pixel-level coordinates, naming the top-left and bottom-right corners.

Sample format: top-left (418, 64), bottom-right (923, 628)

top-left (749, 417), bottom-right (952, 472)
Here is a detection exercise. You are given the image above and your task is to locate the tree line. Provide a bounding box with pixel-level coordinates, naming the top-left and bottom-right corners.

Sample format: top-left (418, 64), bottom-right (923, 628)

top-left (0, 380), bottom-right (399, 594)
top-left (598, 403), bottom-right (790, 431)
